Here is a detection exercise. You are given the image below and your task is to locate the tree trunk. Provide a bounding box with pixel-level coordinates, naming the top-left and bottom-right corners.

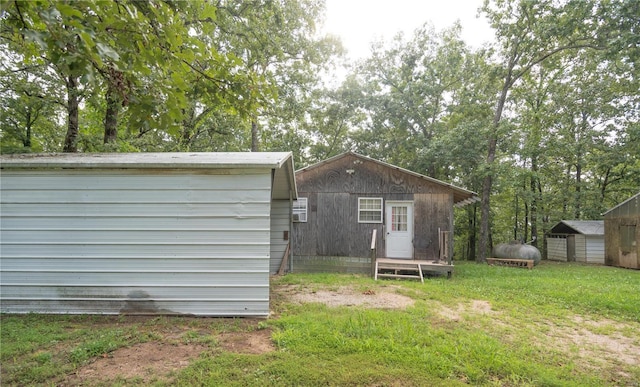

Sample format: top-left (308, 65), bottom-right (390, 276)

top-left (478, 79), bottom-right (510, 262)
top-left (575, 162), bottom-right (582, 219)
top-left (514, 193), bottom-right (519, 240)
top-left (467, 204), bottom-right (477, 261)
top-left (524, 200), bottom-right (529, 243)
top-left (530, 169), bottom-right (538, 248)
top-left (24, 110), bottom-right (32, 148)
top-left (104, 83), bottom-right (120, 145)
top-left (251, 119), bottom-right (259, 152)
top-left (63, 75), bottom-right (79, 153)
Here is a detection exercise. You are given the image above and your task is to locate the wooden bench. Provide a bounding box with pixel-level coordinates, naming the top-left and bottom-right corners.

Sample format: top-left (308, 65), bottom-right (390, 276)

top-left (486, 258), bottom-right (534, 269)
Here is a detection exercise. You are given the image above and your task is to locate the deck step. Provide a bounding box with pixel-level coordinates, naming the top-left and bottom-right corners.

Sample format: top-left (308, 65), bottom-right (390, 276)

top-left (376, 273), bottom-right (423, 280)
top-left (377, 264), bottom-right (422, 270)
top-left (375, 260), bottom-right (424, 283)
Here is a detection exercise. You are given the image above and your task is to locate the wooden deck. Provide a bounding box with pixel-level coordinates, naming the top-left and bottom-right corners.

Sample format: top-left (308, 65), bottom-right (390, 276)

top-left (374, 258), bottom-right (454, 282)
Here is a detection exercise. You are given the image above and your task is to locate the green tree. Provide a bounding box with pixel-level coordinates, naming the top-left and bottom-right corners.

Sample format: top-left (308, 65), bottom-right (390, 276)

top-left (352, 24), bottom-right (472, 176)
top-left (1, 1), bottom-right (258, 151)
top-left (0, 52), bottom-right (66, 153)
top-left (476, 0), bottom-right (618, 261)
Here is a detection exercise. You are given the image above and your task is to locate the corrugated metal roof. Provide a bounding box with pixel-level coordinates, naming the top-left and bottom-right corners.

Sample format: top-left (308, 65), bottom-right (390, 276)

top-left (0, 152), bottom-right (293, 170)
top-left (549, 220), bottom-right (604, 236)
top-left (296, 151), bottom-right (479, 206)
top-left (1, 152), bottom-right (297, 200)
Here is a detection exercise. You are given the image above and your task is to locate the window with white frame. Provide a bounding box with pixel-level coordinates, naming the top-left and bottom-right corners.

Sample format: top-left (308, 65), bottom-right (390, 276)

top-left (292, 197), bottom-right (308, 222)
top-left (358, 197), bottom-right (383, 223)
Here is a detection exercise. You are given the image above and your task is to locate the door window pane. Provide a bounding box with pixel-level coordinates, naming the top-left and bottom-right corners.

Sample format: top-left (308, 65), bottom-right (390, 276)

top-left (392, 206), bottom-right (407, 231)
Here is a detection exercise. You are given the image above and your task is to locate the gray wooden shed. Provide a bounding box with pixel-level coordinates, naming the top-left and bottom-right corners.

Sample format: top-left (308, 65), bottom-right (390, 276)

top-left (546, 220), bottom-right (605, 264)
top-left (604, 193), bottom-right (640, 269)
top-left (290, 152), bottom-right (478, 275)
top-left (0, 152), bottom-right (297, 316)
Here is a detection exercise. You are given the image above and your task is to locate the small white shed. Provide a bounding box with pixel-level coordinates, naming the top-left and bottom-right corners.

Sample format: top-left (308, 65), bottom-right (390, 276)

top-left (0, 152), bottom-right (297, 317)
top-left (546, 220), bottom-right (605, 264)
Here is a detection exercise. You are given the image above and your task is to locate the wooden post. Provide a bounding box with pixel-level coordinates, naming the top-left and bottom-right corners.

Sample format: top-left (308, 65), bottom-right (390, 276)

top-left (277, 242), bottom-right (290, 275)
top-left (370, 229), bottom-right (377, 277)
top-left (439, 230), bottom-right (451, 264)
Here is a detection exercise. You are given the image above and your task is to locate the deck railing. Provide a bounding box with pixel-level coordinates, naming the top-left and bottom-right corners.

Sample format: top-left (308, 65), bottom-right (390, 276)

top-left (370, 229), bottom-right (377, 277)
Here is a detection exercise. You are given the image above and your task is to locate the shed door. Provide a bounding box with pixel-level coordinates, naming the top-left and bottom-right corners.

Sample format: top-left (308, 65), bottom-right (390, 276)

top-left (385, 201), bottom-right (413, 258)
top-left (620, 225), bottom-right (639, 269)
top-left (567, 235), bottom-right (576, 262)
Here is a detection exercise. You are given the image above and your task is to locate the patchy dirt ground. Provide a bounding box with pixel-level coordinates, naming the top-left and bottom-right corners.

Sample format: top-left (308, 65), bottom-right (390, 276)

top-left (66, 342), bottom-right (206, 384)
top-left (63, 285), bottom-right (414, 385)
top-left (63, 324), bottom-right (275, 385)
top-left (61, 284), bottom-right (638, 385)
top-left (278, 284), bottom-right (415, 309)
top-left (435, 298), bottom-right (640, 370)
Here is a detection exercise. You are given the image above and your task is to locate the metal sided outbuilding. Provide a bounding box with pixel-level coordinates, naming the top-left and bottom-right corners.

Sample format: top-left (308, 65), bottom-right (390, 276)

top-left (546, 220), bottom-right (605, 264)
top-left (0, 152), bottom-right (297, 316)
top-left (604, 193), bottom-right (640, 269)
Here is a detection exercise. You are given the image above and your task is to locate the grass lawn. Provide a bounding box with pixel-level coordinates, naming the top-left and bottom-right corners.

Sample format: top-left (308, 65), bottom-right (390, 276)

top-left (1, 261), bottom-right (639, 386)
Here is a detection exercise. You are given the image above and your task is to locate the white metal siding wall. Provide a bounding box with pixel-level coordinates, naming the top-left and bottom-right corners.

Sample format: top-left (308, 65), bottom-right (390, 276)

top-left (575, 235), bottom-right (587, 262)
top-left (0, 169), bottom-right (272, 316)
top-left (547, 237), bottom-right (567, 261)
top-left (586, 236), bottom-right (605, 264)
top-left (270, 200), bottom-right (290, 274)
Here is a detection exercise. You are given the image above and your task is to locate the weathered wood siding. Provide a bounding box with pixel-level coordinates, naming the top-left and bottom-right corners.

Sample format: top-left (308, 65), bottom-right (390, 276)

top-left (605, 219), bottom-right (640, 269)
top-left (605, 194), bottom-right (640, 269)
top-left (1, 169), bottom-right (273, 316)
top-left (292, 256), bottom-right (371, 274)
top-left (414, 193), bottom-right (454, 260)
top-left (292, 153), bottom-right (455, 270)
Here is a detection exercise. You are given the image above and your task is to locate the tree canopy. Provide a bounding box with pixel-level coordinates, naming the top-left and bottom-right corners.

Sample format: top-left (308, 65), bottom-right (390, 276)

top-left (1, 0), bottom-right (638, 260)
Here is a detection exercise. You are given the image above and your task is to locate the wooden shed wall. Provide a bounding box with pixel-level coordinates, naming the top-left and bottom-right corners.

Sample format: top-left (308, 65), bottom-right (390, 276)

top-left (604, 194), bottom-right (639, 269)
top-left (0, 169), bottom-right (273, 316)
top-left (605, 217), bottom-right (640, 269)
top-left (292, 154), bottom-right (454, 268)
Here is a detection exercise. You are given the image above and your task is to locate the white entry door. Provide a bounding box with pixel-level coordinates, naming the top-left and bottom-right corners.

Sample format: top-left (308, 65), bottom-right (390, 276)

top-left (385, 201), bottom-right (413, 258)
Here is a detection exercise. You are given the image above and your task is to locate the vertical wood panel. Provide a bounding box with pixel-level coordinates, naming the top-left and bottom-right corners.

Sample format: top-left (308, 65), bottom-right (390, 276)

top-left (292, 153), bottom-right (467, 268)
top-left (317, 193), bottom-right (351, 256)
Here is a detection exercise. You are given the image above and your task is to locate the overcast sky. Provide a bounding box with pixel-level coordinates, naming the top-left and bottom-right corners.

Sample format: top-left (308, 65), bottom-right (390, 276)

top-left (322, 0), bottom-right (494, 60)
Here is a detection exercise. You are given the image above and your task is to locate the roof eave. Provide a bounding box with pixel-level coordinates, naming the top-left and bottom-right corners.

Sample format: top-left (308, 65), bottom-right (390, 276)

top-left (297, 151), bottom-right (478, 202)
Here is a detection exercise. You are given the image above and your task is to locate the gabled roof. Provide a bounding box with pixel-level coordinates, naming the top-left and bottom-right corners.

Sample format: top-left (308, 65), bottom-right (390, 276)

top-left (603, 192), bottom-right (640, 218)
top-left (0, 152), bottom-right (293, 169)
top-left (0, 152), bottom-right (297, 200)
top-left (296, 151), bottom-right (478, 206)
top-left (549, 220), bottom-right (604, 236)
